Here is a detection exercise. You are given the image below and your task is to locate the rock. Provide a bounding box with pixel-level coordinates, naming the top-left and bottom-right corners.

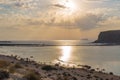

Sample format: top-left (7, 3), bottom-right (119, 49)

top-left (94, 30), bottom-right (120, 43)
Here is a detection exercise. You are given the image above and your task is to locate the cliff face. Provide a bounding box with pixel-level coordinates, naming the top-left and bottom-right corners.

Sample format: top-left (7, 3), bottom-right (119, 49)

top-left (94, 30), bottom-right (120, 43)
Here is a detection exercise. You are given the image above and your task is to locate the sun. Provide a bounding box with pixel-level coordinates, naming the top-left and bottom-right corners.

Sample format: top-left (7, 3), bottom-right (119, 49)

top-left (64, 1), bottom-right (76, 10)
top-left (59, 0), bottom-right (78, 14)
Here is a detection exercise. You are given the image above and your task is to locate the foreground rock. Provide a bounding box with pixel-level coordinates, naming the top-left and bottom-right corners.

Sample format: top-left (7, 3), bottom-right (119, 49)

top-left (0, 55), bottom-right (120, 80)
top-left (94, 30), bottom-right (120, 44)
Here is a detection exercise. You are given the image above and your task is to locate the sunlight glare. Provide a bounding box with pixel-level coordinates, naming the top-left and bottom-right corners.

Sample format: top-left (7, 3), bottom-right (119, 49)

top-left (60, 46), bottom-right (72, 62)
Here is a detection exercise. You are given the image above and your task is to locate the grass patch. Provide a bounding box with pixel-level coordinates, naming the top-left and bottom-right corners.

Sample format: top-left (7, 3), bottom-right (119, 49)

top-left (8, 63), bottom-right (22, 73)
top-left (0, 60), bottom-right (10, 68)
top-left (41, 65), bottom-right (57, 71)
top-left (14, 63), bottom-right (23, 68)
top-left (8, 65), bottom-right (16, 73)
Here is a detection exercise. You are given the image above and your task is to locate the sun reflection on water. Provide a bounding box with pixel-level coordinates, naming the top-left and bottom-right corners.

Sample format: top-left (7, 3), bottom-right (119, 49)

top-left (59, 46), bottom-right (73, 62)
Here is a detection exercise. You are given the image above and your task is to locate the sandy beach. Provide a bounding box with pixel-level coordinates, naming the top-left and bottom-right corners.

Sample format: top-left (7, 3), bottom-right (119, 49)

top-left (0, 54), bottom-right (119, 80)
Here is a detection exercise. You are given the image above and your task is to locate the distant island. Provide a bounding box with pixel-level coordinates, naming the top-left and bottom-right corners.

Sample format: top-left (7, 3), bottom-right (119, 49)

top-left (94, 30), bottom-right (120, 44)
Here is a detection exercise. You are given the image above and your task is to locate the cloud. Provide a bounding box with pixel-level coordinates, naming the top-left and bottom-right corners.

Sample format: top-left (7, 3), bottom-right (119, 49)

top-left (0, 2), bottom-right (110, 31)
top-left (21, 6), bottom-right (112, 30)
top-left (83, 0), bottom-right (109, 2)
top-left (0, 0), bottom-right (119, 31)
top-left (75, 13), bottom-right (103, 30)
top-left (98, 16), bottom-right (120, 28)
top-left (0, 0), bottom-right (51, 11)
top-left (23, 12), bottom-right (103, 30)
top-left (0, 0), bottom-right (120, 40)
top-left (52, 4), bottom-right (66, 9)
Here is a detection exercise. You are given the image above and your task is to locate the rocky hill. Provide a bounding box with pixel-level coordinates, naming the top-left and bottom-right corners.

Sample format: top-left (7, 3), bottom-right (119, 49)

top-left (94, 30), bottom-right (120, 43)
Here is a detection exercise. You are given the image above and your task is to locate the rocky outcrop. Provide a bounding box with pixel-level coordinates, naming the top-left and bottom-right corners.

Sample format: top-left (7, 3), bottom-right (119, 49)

top-left (94, 30), bottom-right (120, 43)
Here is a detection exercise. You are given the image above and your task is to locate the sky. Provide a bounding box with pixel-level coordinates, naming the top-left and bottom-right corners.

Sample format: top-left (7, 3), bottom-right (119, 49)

top-left (0, 0), bottom-right (120, 40)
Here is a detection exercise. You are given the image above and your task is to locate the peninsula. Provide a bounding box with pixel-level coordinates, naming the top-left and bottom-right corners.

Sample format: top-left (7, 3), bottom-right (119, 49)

top-left (94, 30), bottom-right (120, 44)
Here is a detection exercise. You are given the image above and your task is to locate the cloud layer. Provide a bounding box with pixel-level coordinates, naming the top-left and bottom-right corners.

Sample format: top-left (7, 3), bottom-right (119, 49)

top-left (0, 0), bottom-right (120, 40)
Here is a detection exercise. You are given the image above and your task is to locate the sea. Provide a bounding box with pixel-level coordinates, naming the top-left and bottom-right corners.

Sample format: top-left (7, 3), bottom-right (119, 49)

top-left (0, 40), bottom-right (120, 75)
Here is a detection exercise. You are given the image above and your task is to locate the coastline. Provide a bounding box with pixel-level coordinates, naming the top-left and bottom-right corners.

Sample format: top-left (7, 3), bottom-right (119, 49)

top-left (0, 54), bottom-right (120, 80)
top-left (1, 40), bottom-right (120, 46)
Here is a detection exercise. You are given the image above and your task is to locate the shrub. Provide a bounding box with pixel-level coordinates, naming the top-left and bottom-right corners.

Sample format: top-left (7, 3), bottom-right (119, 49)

top-left (0, 70), bottom-right (9, 79)
top-left (41, 65), bottom-right (57, 71)
top-left (109, 72), bottom-right (114, 75)
top-left (23, 71), bottom-right (40, 80)
top-left (72, 77), bottom-right (78, 80)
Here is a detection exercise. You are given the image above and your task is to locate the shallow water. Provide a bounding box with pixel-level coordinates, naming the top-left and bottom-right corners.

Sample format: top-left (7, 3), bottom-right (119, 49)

top-left (0, 41), bottom-right (120, 75)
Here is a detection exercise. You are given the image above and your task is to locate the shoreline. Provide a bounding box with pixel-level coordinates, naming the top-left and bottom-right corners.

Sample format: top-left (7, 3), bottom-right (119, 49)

top-left (0, 54), bottom-right (120, 80)
top-left (1, 44), bottom-right (120, 47)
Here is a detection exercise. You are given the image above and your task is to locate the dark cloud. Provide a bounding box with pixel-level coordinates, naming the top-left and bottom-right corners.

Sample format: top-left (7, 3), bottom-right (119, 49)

top-left (52, 4), bottom-right (66, 9)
